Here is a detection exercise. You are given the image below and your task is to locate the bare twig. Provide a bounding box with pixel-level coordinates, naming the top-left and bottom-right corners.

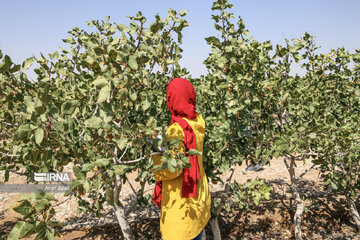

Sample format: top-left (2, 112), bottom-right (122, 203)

top-left (53, 192), bottom-right (75, 207)
top-left (105, 142), bottom-right (117, 160)
top-left (299, 164), bottom-right (316, 179)
top-left (132, 22), bottom-right (144, 55)
top-left (123, 22), bottom-right (144, 70)
top-left (112, 120), bottom-right (121, 128)
top-left (9, 170), bottom-right (26, 176)
top-left (124, 198), bottom-right (139, 217)
top-left (151, 152), bottom-right (163, 156)
top-left (165, 22), bottom-right (176, 37)
top-left (118, 144), bottom-right (129, 162)
top-left (117, 155), bottom-right (148, 165)
top-left (215, 166), bottom-right (235, 217)
top-left (2, 121), bottom-right (18, 126)
top-left (124, 179), bottom-right (146, 217)
top-left (71, 45), bottom-right (81, 73)
top-left (79, 129), bottom-right (86, 139)
top-left (4, 82), bottom-right (21, 95)
top-left (92, 104), bottom-right (99, 117)
top-left (0, 151), bottom-right (20, 158)
top-left (306, 150), bottom-right (350, 158)
top-left (127, 178), bottom-right (137, 195)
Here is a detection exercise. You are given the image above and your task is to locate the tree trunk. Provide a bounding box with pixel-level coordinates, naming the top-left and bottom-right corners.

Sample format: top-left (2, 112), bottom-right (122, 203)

top-left (346, 195), bottom-right (360, 231)
top-left (209, 218), bottom-right (221, 240)
top-left (202, 229), bottom-right (207, 240)
top-left (293, 183), bottom-right (304, 240)
top-left (284, 156), bottom-right (304, 240)
top-left (112, 175), bottom-right (135, 240)
top-left (113, 204), bottom-right (135, 240)
top-left (209, 166), bottom-right (235, 240)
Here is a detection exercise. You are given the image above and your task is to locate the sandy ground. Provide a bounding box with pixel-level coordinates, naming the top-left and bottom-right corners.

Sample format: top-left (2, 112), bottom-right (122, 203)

top-left (0, 157), bottom-right (359, 239)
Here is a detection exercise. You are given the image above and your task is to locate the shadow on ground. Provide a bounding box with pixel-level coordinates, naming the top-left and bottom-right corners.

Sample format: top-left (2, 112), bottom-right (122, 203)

top-left (0, 178), bottom-right (358, 240)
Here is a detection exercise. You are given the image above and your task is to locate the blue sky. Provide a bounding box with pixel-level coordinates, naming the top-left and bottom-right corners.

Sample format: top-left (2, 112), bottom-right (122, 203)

top-left (1, 0), bottom-right (359, 78)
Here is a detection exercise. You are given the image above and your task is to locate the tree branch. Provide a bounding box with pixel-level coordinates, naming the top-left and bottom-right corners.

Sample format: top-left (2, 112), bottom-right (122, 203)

top-left (0, 151), bottom-right (20, 158)
top-left (123, 22), bottom-right (144, 70)
top-left (117, 155), bottom-right (148, 165)
top-left (214, 166), bottom-right (235, 217)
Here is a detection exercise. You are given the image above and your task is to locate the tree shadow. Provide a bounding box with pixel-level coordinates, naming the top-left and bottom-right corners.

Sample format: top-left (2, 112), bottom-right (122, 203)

top-left (58, 219), bottom-right (161, 240)
top-left (211, 178), bottom-right (359, 239)
top-left (1, 179), bottom-right (358, 239)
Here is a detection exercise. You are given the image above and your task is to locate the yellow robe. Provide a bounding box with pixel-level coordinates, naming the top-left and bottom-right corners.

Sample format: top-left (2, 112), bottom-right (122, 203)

top-left (152, 113), bottom-right (211, 240)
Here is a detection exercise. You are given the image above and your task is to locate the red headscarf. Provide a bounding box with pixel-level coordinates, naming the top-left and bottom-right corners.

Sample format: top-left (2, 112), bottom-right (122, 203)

top-left (152, 78), bottom-right (201, 208)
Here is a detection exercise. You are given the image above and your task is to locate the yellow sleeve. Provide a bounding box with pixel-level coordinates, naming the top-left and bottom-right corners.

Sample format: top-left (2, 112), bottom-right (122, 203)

top-left (152, 123), bottom-right (184, 181)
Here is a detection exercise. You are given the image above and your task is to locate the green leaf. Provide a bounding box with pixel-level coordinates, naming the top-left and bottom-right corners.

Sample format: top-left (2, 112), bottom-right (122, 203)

top-left (168, 138), bottom-right (180, 148)
top-left (82, 180), bottom-right (90, 192)
top-left (22, 57), bottom-right (35, 70)
top-left (114, 138), bottom-right (128, 150)
top-left (48, 220), bottom-right (64, 228)
top-left (263, 41), bottom-right (272, 49)
top-left (309, 105), bottom-right (315, 113)
top-left (95, 158), bottom-right (110, 167)
top-left (141, 95), bottom-right (151, 111)
top-left (180, 10), bottom-right (188, 17)
top-left (92, 77), bottom-right (108, 87)
top-left (34, 228), bottom-right (54, 240)
top-left (128, 55), bottom-right (138, 70)
top-left (225, 46), bottom-right (233, 52)
top-left (49, 51), bottom-right (59, 60)
top-left (85, 117), bottom-right (103, 129)
top-left (39, 193), bottom-right (57, 201)
top-left (94, 47), bottom-right (106, 55)
top-left (188, 149), bottom-right (202, 156)
top-left (61, 100), bottom-right (78, 115)
top-left (167, 161), bottom-right (175, 173)
top-left (312, 159), bottom-right (323, 165)
top-left (35, 128), bottom-right (44, 145)
top-left (97, 85), bottom-right (111, 103)
top-left (24, 96), bottom-right (35, 114)
top-left (309, 132), bottom-right (317, 139)
top-left (331, 181), bottom-right (338, 190)
top-left (298, 126), bottom-right (305, 132)
top-left (15, 124), bottom-right (32, 140)
top-left (140, 44), bottom-right (155, 54)
top-left (34, 98), bottom-right (46, 114)
top-left (73, 166), bottom-right (85, 180)
top-left (10, 64), bottom-right (21, 73)
top-left (117, 24), bottom-right (129, 32)
top-left (82, 163), bottom-right (95, 172)
top-left (34, 199), bottom-right (49, 212)
top-left (113, 165), bottom-right (125, 175)
top-left (7, 221), bottom-right (34, 240)
top-left (129, 88), bottom-right (137, 101)
top-left (13, 200), bottom-right (34, 216)
top-left (0, 55), bottom-right (12, 71)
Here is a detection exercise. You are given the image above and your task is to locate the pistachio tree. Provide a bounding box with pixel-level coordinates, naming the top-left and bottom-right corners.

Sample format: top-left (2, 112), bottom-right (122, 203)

top-left (1, 1), bottom-right (359, 239)
top-left (195, 0), bottom-right (274, 238)
top-left (299, 45), bottom-right (360, 231)
top-left (271, 34), bottom-right (360, 238)
top-left (1, 9), bottom-right (189, 240)
top-left (199, 1), bottom-right (360, 239)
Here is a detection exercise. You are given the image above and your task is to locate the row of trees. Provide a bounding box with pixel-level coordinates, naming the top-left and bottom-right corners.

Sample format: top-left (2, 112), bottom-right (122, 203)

top-left (0, 0), bottom-right (359, 239)
top-left (199, 1), bottom-right (360, 239)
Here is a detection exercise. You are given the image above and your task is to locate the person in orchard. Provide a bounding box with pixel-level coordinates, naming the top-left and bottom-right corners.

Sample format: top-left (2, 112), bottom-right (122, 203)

top-left (152, 78), bottom-right (211, 240)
